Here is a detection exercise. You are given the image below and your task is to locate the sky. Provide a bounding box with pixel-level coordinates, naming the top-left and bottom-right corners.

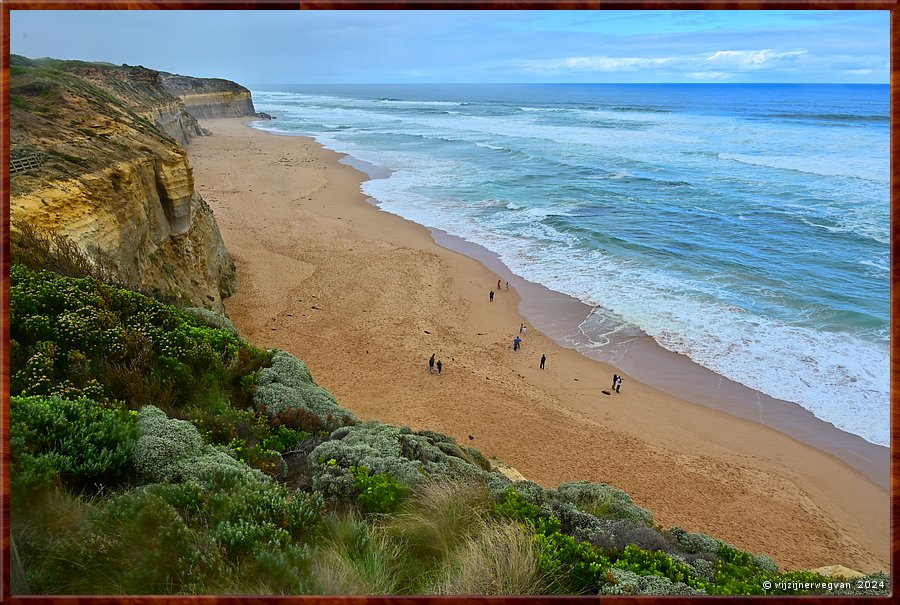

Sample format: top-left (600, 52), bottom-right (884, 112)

top-left (9, 10), bottom-right (890, 85)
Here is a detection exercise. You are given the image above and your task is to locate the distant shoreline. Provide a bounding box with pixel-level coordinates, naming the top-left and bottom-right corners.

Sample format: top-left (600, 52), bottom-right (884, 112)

top-left (188, 117), bottom-right (889, 573)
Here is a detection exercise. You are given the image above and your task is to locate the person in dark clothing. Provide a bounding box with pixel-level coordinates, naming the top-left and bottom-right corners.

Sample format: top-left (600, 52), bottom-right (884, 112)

top-left (429, 353), bottom-right (435, 374)
top-left (437, 360), bottom-right (443, 375)
top-left (513, 336), bottom-right (522, 351)
top-left (615, 375), bottom-right (623, 393)
top-left (489, 290), bottom-right (494, 302)
top-left (540, 354), bottom-right (546, 369)
top-left (611, 373), bottom-right (619, 389)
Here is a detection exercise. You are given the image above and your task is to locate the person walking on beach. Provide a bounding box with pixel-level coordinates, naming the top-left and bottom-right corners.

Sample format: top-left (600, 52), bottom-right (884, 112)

top-left (506, 281), bottom-right (509, 290)
top-left (490, 290), bottom-right (495, 302)
top-left (540, 354), bottom-right (546, 369)
top-left (514, 336), bottom-right (522, 351)
top-left (437, 360), bottom-right (443, 375)
top-left (519, 323), bottom-right (524, 333)
top-left (429, 353), bottom-right (435, 374)
top-left (498, 279), bottom-right (502, 291)
top-left (522, 325), bottom-right (527, 335)
top-left (615, 375), bottom-right (623, 393)
top-left (611, 373), bottom-right (619, 389)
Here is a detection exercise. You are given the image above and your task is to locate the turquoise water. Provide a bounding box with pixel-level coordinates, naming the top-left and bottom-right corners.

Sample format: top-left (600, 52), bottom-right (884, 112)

top-left (250, 84), bottom-right (889, 446)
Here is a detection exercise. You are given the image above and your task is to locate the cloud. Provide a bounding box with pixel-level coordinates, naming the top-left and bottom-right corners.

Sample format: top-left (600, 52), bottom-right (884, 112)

top-left (514, 55), bottom-right (679, 73)
top-left (706, 49), bottom-right (807, 68)
top-left (686, 71), bottom-right (734, 80)
top-left (843, 68), bottom-right (874, 75)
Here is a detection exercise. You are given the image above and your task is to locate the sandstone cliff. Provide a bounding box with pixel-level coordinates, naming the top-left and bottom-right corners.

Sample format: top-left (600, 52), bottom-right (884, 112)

top-left (9, 55), bottom-right (237, 310)
top-left (158, 72), bottom-right (256, 119)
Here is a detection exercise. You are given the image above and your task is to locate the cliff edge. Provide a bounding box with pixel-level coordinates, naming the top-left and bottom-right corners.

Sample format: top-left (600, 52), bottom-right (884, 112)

top-left (8, 56), bottom-right (250, 311)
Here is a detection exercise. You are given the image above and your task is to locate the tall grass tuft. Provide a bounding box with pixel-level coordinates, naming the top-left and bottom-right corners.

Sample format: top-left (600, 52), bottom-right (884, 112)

top-left (384, 479), bottom-right (493, 569)
top-left (310, 513), bottom-right (403, 595)
top-left (428, 520), bottom-right (549, 595)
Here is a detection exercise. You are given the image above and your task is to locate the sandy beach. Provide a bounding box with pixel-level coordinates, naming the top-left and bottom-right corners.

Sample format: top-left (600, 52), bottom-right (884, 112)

top-left (188, 117), bottom-right (889, 573)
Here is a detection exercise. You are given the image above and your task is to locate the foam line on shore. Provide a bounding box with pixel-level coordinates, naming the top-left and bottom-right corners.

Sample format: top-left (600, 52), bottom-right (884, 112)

top-left (419, 226), bottom-right (889, 488)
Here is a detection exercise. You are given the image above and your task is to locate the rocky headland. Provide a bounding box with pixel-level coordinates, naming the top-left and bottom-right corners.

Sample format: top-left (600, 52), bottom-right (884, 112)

top-left (8, 56), bottom-right (257, 311)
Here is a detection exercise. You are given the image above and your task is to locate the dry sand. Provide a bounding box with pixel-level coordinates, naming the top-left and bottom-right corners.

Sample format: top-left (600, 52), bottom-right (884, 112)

top-left (188, 117), bottom-right (889, 573)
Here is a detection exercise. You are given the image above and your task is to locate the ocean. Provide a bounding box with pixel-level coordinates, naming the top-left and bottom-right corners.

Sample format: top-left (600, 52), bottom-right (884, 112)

top-left (249, 83), bottom-right (890, 447)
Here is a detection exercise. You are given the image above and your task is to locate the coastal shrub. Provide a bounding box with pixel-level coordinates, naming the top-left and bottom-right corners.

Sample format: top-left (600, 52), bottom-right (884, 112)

top-left (533, 528), bottom-right (612, 594)
top-left (752, 553), bottom-right (779, 575)
top-left (492, 487), bottom-right (612, 594)
top-left (704, 542), bottom-right (787, 595)
top-left (183, 306), bottom-right (239, 336)
top-left (551, 501), bottom-right (606, 542)
top-left (492, 486), bottom-right (560, 536)
top-left (257, 350), bottom-right (314, 387)
top-left (582, 518), bottom-right (673, 556)
top-left (21, 489), bottom-right (208, 594)
top-left (132, 405), bottom-right (264, 484)
top-left (351, 466), bottom-right (410, 514)
top-left (665, 526), bottom-right (721, 555)
top-left (10, 265), bottom-right (254, 413)
top-left (552, 481), bottom-right (654, 527)
top-left (308, 422), bottom-right (498, 501)
top-left (600, 568), bottom-right (706, 596)
top-left (505, 480), bottom-right (546, 505)
top-left (254, 351), bottom-right (358, 430)
top-left (10, 395), bottom-right (138, 493)
top-left (17, 470), bottom-right (325, 595)
top-left (611, 544), bottom-right (706, 591)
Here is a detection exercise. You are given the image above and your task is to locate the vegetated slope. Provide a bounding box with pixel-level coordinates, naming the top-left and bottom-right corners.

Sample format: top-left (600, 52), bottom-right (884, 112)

top-left (9, 55), bottom-right (236, 311)
top-left (9, 266), bottom-right (889, 596)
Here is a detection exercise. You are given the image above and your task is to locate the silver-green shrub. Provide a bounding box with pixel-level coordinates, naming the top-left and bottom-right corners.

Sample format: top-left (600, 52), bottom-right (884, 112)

top-left (253, 350), bottom-right (358, 428)
top-left (550, 501), bottom-right (608, 543)
top-left (308, 422), bottom-right (501, 500)
top-left (751, 553), bottom-right (779, 575)
top-left (600, 569), bottom-right (706, 596)
top-left (133, 405), bottom-right (265, 484)
top-left (666, 527), bottom-right (721, 555)
top-left (688, 557), bottom-right (717, 583)
top-left (509, 480), bottom-right (546, 506)
top-left (552, 481), bottom-right (654, 527)
top-left (183, 307), bottom-right (238, 336)
top-left (257, 350), bottom-right (314, 388)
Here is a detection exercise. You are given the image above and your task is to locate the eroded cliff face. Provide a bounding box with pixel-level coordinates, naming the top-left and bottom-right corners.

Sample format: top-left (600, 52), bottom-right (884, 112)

top-left (159, 73), bottom-right (256, 119)
top-left (9, 56), bottom-right (236, 310)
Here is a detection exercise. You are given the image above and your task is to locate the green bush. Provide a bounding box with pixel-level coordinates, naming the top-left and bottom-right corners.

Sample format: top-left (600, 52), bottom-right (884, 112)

top-left (351, 466), bottom-right (410, 514)
top-left (492, 487), bottom-right (612, 594)
top-left (11, 395), bottom-right (138, 493)
top-left (611, 544), bottom-right (706, 590)
top-left (10, 265), bottom-right (253, 412)
top-left (553, 481), bottom-right (653, 527)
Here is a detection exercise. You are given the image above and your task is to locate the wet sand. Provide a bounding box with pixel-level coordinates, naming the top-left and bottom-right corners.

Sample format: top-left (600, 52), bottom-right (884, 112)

top-left (187, 117), bottom-right (889, 573)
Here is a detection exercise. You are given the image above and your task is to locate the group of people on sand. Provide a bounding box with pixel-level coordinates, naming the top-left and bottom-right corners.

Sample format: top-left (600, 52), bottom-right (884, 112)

top-left (429, 276), bottom-right (624, 394)
top-left (488, 279), bottom-right (509, 303)
top-left (428, 353), bottom-right (442, 375)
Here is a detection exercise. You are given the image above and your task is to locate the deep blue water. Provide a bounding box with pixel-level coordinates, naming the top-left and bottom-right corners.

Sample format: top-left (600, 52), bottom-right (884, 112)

top-left (250, 84), bottom-right (889, 446)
